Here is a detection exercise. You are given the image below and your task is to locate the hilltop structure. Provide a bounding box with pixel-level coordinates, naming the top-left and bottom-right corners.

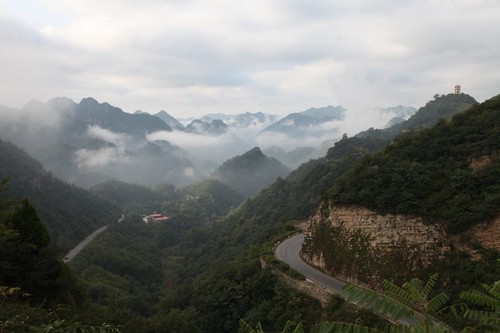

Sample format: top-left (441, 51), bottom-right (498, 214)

top-left (455, 84), bottom-right (461, 94)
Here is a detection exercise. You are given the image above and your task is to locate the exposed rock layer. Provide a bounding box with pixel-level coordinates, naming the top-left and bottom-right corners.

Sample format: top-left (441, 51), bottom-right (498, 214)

top-left (469, 213), bottom-right (500, 250)
top-left (305, 203), bottom-right (499, 276)
top-left (307, 203), bottom-right (449, 251)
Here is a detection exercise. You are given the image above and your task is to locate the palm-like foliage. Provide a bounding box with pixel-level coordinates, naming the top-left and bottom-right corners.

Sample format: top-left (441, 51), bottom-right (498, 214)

top-left (319, 274), bottom-right (452, 333)
top-left (238, 319), bottom-right (304, 333)
top-left (237, 276), bottom-right (500, 333)
top-left (459, 280), bottom-right (500, 332)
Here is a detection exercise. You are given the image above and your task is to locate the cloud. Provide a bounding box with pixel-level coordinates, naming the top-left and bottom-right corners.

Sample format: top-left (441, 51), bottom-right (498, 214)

top-left (148, 130), bottom-right (232, 149)
top-left (87, 125), bottom-right (126, 146)
top-left (74, 146), bottom-right (128, 168)
top-left (87, 124), bottom-right (152, 151)
top-left (74, 125), bottom-right (144, 169)
top-left (147, 128), bottom-right (253, 164)
top-left (1, 0), bottom-right (499, 117)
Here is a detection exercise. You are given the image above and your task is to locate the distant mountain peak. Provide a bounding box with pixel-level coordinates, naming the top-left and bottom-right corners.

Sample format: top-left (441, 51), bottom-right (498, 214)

top-left (48, 96), bottom-right (75, 105)
top-left (260, 105), bottom-right (345, 137)
top-left (153, 110), bottom-right (185, 130)
top-left (212, 146), bottom-right (290, 197)
top-left (22, 98), bottom-right (45, 111)
top-left (185, 118), bottom-right (228, 135)
top-left (80, 97), bottom-right (99, 106)
top-left (242, 146), bottom-right (265, 158)
top-left (301, 105), bottom-right (346, 120)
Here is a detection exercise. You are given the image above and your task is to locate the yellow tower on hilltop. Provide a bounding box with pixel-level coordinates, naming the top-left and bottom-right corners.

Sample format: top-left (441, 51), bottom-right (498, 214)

top-left (454, 84), bottom-right (461, 94)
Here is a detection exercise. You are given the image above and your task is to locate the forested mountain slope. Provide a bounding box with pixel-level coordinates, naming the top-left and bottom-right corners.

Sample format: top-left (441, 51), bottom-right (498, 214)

top-left (0, 97), bottom-right (199, 188)
top-left (212, 147), bottom-right (291, 198)
top-left (90, 178), bottom-right (244, 226)
top-left (297, 94), bottom-right (500, 303)
top-left (327, 93), bottom-right (477, 159)
top-left (328, 94), bottom-right (500, 232)
top-left (222, 93), bottom-right (479, 248)
top-left (0, 139), bottom-right (121, 251)
top-left (176, 179), bottom-right (244, 222)
top-left (47, 93), bottom-right (497, 333)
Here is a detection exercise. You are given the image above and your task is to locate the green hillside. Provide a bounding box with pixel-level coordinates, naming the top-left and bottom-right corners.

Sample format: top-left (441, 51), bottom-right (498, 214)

top-left (212, 147), bottom-right (291, 198)
top-left (328, 93), bottom-right (477, 159)
top-left (2, 93), bottom-right (498, 333)
top-left (224, 93), bottom-right (480, 247)
top-left (0, 139), bottom-right (121, 251)
top-left (328, 94), bottom-right (500, 232)
top-left (176, 179), bottom-right (244, 223)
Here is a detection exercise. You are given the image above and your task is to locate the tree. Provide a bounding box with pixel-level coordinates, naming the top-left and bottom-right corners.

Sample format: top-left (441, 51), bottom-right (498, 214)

top-left (0, 198), bottom-right (67, 302)
top-left (1, 180), bottom-right (121, 332)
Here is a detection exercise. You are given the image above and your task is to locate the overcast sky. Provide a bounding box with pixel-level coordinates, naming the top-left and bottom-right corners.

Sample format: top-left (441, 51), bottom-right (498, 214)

top-left (1, 0), bottom-right (499, 117)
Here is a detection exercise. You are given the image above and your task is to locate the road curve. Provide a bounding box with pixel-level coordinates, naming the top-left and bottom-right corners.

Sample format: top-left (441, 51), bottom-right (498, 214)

top-left (63, 215), bottom-right (125, 263)
top-left (63, 225), bottom-right (107, 263)
top-left (276, 234), bottom-right (429, 327)
top-left (275, 234), bottom-right (346, 293)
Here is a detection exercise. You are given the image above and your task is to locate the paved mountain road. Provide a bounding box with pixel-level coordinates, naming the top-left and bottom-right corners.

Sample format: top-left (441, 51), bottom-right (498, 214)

top-left (275, 233), bottom-right (436, 327)
top-left (275, 233), bottom-right (346, 293)
top-left (63, 225), bottom-right (107, 263)
top-left (63, 215), bottom-right (124, 263)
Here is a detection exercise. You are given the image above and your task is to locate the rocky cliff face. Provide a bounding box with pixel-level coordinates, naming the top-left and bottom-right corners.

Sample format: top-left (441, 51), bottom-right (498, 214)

top-left (469, 214), bottom-right (500, 250)
top-left (303, 203), bottom-right (450, 284)
top-left (303, 202), bottom-right (499, 284)
top-left (307, 204), bottom-right (449, 253)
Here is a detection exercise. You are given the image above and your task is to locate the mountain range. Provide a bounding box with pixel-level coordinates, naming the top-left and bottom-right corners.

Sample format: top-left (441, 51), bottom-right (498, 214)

top-left (0, 97), bottom-right (416, 188)
top-left (1, 91), bottom-right (498, 332)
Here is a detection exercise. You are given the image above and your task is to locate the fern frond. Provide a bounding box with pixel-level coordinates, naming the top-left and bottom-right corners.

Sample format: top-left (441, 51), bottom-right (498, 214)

top-left (317, 321), bottom-right (385, 333)
top-left (354, 317), bottom-right (364, 326)
top-left (383, 280), bottom-right (414, 309)
top-left (422, 274), bottom-right (439, 300)
top-left (342, 284), bottom-right (414, 321)
top-left (427, 292), bottom-right (449, 314)
top-left (290, 322), bottom-right (305, 333)
top-left (238, 319), bottom-right (257, 333)
top-left (421, 326), bottom-right (455, 333)
top-left (280, 321), bottom-right (292, 333)
top-left (386, 325), bottom-right (417, 333)
top-left (463, 309), bottom-right (500, 327)
top-left (280, 321), bottom-right (304, 333)
top-left (403, 277), bottom-right (425, 303)
top-left (460, 289), bottom-right (500, 309)
top-left (483, 281), bottom-right (500, 300)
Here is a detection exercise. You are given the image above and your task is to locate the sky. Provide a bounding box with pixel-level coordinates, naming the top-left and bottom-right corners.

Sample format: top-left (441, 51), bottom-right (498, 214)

top-left (1, 0), bottom-right (499, 118)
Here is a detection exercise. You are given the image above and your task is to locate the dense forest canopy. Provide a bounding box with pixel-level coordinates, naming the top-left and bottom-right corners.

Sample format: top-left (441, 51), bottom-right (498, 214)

top-left (328, 94), bottom-right (500, 232)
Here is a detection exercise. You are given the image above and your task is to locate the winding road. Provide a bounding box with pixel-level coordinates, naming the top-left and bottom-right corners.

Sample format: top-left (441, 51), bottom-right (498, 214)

top-left (63, 215), bottom-right (124, 263)
top-left (275, 234), bottom-right (434, 327)
top-left (275, 233), bottom-right (346, 293)
top-left (63, 225), bottom-right (107, 263)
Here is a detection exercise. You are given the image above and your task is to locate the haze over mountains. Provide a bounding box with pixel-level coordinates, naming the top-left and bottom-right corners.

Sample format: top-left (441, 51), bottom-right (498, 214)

top-left (2, 1), bottom-right (500, 330)
top-left (2, 90), bottom-right (499, 332)
top-left (0, 96), bottom-right (416, 189)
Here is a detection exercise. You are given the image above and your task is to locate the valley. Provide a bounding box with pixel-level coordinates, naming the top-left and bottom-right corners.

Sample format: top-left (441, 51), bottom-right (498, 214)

top-left (1, 92), bottom-right (499, 332)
